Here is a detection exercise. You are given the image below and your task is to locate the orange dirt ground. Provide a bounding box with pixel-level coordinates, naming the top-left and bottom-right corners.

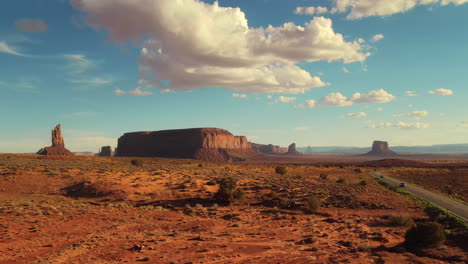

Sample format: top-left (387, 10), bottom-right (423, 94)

top-left (0, 154), bottom-right (466, 264)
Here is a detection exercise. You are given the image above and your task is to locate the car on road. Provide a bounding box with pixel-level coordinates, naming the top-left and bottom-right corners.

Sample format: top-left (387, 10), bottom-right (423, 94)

top-left (399, 182), bottom-right (406, 187)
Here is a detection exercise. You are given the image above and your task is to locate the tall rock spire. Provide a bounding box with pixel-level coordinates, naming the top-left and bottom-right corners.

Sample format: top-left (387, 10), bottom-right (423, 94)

top-left (37, 124), bottom-right (73, 156)
top-left (51, 124), bottom-right (65, 147)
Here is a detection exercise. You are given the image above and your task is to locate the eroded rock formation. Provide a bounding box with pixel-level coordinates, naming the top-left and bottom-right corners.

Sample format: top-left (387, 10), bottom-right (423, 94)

top-left (365, 141), bottom-right (397, 156)
top-left (98, 146), bottom-right (112, 157)
top-left (251, 143), bottom-right (287, 155)
top-left (116, 128), bottom-right (255, 162)
top-left (37, 124), bottom-right (73, 156)
top-left (284, 143), bottom-right (302, 156)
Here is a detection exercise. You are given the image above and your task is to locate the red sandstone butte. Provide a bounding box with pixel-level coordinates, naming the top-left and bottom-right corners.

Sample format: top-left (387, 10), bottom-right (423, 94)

top-left (115, 128), bottom-right (255, 162)
top-left (365, 140), bottom-right (397, 156)
top-left (284, 143), bottom-right (303, 156)
top-left (37, 124), bottom-right (73, 156)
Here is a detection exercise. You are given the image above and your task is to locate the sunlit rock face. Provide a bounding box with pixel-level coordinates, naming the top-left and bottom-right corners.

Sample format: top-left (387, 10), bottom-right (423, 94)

top-left (116, 128), bottom-right (253, 162)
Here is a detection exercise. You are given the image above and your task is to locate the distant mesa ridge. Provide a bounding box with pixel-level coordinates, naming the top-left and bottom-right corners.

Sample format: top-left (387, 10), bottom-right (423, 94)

top-left (115, 127), bottom-right (255, 162)
top-left (297, 143), bottom-right (468, 154)
top-left (37, 124), bottom-right (73, 156)
top-left (251, 142), bottom-right (303, 156)
top-left (365, 140), bottom-right (397, 156)
top-left (251, 143), bottom-right (287, 154)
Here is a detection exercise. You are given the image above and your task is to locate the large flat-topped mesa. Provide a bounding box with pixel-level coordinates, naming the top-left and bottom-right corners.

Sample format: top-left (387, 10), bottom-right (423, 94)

top-left (115, 128), bottom-right (252, 162)
top-left (365, 140), bottom-right (397, 156)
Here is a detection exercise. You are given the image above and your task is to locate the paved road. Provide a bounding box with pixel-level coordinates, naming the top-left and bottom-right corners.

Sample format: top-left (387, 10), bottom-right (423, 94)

top-left (370, 171), bottom-right (468, 222)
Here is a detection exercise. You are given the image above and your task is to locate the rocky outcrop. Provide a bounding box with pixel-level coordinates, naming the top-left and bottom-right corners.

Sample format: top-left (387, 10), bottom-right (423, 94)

top-left (365, 141), bottom-right (397, 156)
top-left (284, 143), bottom-right (302, 156)
top-left (116, 128), bottom-right (255, 162)
top-left (251, 143), bottom-right (287, 155)
top-left (305, 146), bottom-right (313, 153)
top-left (37, 124), bottom-right (73, 156)
top-left (98, 146), bottom-right (112, 157)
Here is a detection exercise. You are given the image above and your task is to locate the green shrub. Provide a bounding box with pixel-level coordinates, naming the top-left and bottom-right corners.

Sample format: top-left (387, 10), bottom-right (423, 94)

top-left (425, 205), bottom-right (442, 220)
top-left (358, 180), bottom-right (367, 186)
top-left (388, 215), bottom-right (414, 227)
top-left (354, 168), bottom-right (363, 173)
top-left (404, 222), bottom-right (446, 248)
top-left (131, 159), bottom-right (144, 167)
top-left (319, 173), bottom-right (328, 180)
top-left (304, 196), bottom-right (321, 214)
top-left (214, 176), bottom-right (245, 205)
top-left (275, 166), bottom-right (287, 175)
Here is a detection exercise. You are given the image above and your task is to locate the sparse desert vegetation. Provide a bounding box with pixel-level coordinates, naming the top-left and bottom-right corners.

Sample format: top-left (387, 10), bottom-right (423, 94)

top-left (388, 167), bottom-right (468, 203)
top-left (0, 154), bottom-right (466, 263)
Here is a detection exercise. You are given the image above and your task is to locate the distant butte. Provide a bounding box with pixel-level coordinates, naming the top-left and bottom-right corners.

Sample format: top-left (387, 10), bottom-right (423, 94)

top-left (115, 128), bottom-right (256, 162)
top-left (98, 146), bottom-right (112, 157)
top-left (284, 143), bottom-right (303, 156)
top-left (365, 140), bottom-right (397, 156)
top-left (37, 124), bottom-right (73, 156)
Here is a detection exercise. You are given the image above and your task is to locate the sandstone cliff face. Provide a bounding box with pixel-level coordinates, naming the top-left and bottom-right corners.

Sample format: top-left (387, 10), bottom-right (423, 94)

top-left (37, 124), bottom-right (73, 156)
top-left (98, 146), bottom-right (112, 157)
top-left (251, 143), bottom-right (287, 154)
top-left (365, 141), bottom-right (396, 156)
top-left (116, 128), bottom-right (253, 162)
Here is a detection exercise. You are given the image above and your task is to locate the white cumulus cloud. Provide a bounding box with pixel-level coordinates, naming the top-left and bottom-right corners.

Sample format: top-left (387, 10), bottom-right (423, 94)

top-left (429, 88), bottom-right (454, 95)
top-left (294, 6), bottom-right (329, 15)
top-left (72, 0), bottom-right (371, 94)
top-left (128, 87), bottom-right (153, 96)
top-left (319, 92), bottom-right (353, 107)
top-left (406, 91), bottom-right (417, 96)
top-left (395, 121), bottom-right (431, 129)
top-left (314, 89), bottom-right (395, 107)
top-left (114, 88), bottom-right (126, 95)
top-left (350, 89), bottom-right (396, 103)
top-left (331, 0), bottom-right (468, 20)
top-left (346, 112), bottom-right (367, 118)
top-left (373, 121), bottom-right (430, 129)
top-left (304, 99), bottom-right (317, 108)
top-left (395, 110), bottom-right (429, 119)
top-left (371, 34), bottom-right (384, 42)
top-left (296, 99), bottom-right (317, 109)
top-left (277, 96), bottom-right (297, 103)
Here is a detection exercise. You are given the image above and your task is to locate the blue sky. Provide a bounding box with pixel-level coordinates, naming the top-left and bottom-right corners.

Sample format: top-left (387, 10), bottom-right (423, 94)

top-left (1, 0), bottom-right (467, 153)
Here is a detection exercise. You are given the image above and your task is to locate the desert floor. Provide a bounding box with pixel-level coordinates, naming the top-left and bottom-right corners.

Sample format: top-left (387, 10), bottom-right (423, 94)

top-left (0, 154), bottom-right (466, 264)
